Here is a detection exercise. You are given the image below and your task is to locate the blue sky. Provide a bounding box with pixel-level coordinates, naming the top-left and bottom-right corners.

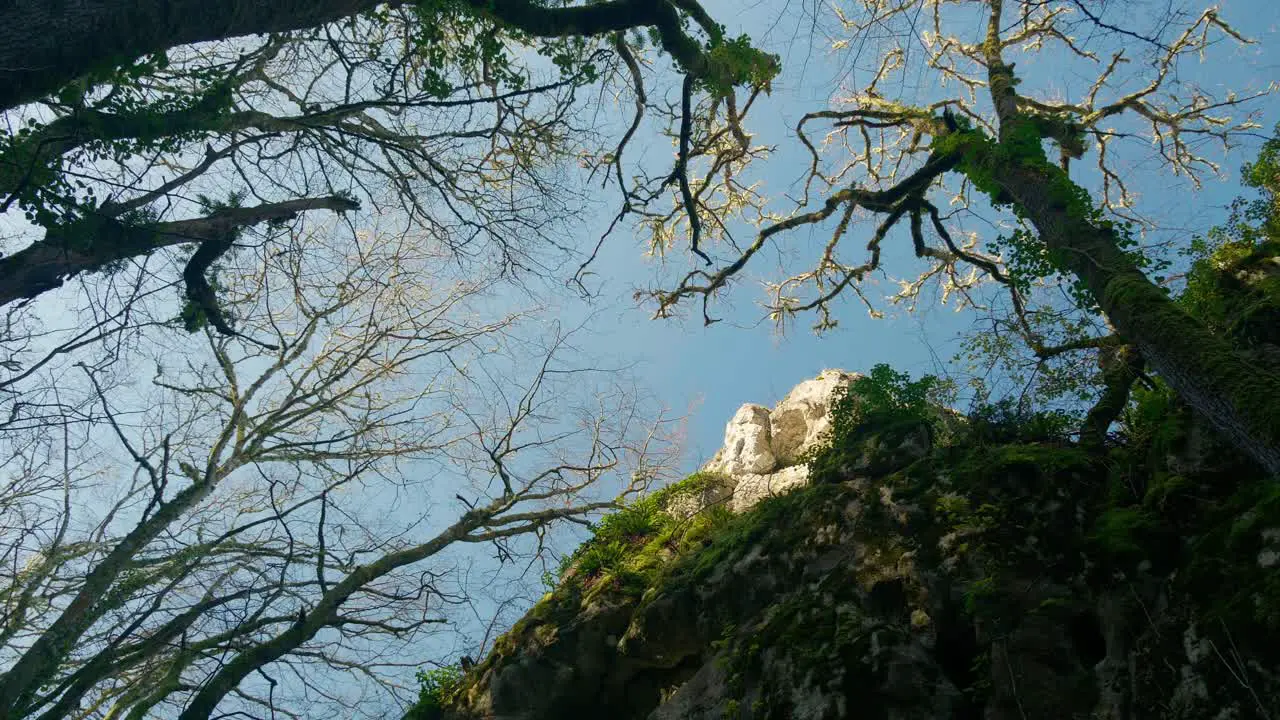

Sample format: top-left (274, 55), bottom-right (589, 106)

top-left (555, 0), bottom-right (1280, 473)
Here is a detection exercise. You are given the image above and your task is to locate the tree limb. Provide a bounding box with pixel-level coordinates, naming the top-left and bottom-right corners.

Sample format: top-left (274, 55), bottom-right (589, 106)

top-left (0, 0), bottom-right (716, 113)
top-left (0, 195), bottom-right (359, 308)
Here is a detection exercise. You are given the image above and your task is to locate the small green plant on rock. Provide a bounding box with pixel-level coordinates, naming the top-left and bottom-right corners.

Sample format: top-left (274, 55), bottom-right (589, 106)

top-left (805, 364), bottom-right (950, 483)
top-left (407, 664), bottom-right (465, 719)
top-left (964, 398), bottom-right (1077, 446)
top-left (548, 472), bottom-right (737, 602)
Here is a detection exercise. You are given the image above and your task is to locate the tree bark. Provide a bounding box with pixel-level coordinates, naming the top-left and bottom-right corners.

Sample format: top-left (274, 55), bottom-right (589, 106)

top-left (1, 103), bottom-right (430, 201)
top-left (976, 0), bottom-right (1280, 474)
top-left (996, 160), bottom-right (1280, 474)
top-left (0, 0), bottom-right (707, 113)
top-left (0, 196), bottom-right (357, 307)
top-left (1079, 344), bottom-right (1143, 449)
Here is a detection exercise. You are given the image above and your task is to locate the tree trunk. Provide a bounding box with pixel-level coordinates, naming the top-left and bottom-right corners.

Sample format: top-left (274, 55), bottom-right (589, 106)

top-left (0, 0), bottom-right (704, 113)
top-left (1079, 344), bottom-right (1143, 449)
top-left (0, 477), bottom-right (219, 720)
top-left (0, 0), bottom-right (391, 112)
top-left (996, 161), bottom-right (1280, 475)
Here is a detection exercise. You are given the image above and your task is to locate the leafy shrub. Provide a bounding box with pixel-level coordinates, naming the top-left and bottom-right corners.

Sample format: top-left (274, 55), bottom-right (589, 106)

top-left (1090, 506), bottom-right (1156, 560)
top-left (408, 664), bottom-right (465, 718)
top-left (575, 539), bottom-right (630, 577)
top-left (561, 494), bottom-right (670, 582)
top-left (846, 364), bottom-right (941, 422)
top-left (560, 473), bottom-right (732, 581)
top-left (1121, 382), bottom-right (1182, 455)
top-left (544, 473), bottom-right (736, 599)
top-left (805, 364), bottom-right (948, 482)
top-left (964, 398), bottom-right (1076, 445)
top-left (592, 495), bottom-right (666, 541)
top-left (1178, 124), bottom-right (1280, 346)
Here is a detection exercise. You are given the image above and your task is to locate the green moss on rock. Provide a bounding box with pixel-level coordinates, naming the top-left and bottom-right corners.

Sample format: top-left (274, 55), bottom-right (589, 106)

top-left (418, 360), bottom-right (1280, 720)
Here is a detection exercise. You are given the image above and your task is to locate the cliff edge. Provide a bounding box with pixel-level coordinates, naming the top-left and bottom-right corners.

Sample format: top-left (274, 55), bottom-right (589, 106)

top-left (410, 367), bottom-right (1280, 720)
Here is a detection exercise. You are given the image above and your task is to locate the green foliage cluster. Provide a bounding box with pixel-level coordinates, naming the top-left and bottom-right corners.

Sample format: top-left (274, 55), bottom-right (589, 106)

top-left (699, 34), bottom-right (781, 98)
top-left (1098, 130), bottom-right (1280, 636)
top-left (1178, 125), bottom-right (1280, 347)
top-left (802, 364), bottom-right (1084, 486)
top-left (697, 414), bottom-right (1095, 710)
top-left (799, 374), bottom-right (1098, 632)
top-left (592, 493), bottom-right (667, 540)
top-left (845, 364), bottom-right (942, 420)
top-left (986, 227), bottom-right (1056, 295)
top-left (179, 297), bottom-right (215, 334)
top-left (1111, 404), bottom-right (1280, 634)
top-left (549, 472), bottom-right (735, 598)
top-left (401, 1), bottom-right (603, 98)
top-left (1120, 382), bottom-right (1185, 461)
top-left (931, 115), bottom-right (1044, 205)
top-left (1234, 123), bottom-right (1280, 241)
top-left (568, 494), bottom-right (666, 590)
top-left (1185, 480), bottom-right (1280, 629)
top-left (1090, 504), bottom-right (1158, 560)
top-left (963, 398), bottom-right (1076, 446)
top-left (404, 1), bottom-right (780, 103)
top-left (1, 53), bottom-right (236, 232)
top-left (804, 364), bottom-right (950, 483)
top-left (985, 207), bottom-right (1158, 313)
top-left (407, 665), bottom-right (465, 719)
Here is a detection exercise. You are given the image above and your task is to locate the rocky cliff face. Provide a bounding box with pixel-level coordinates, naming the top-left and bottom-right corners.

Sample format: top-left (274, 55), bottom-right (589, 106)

top-left (413, 370), bottom-right (1280, 720)
top-left (704, 369), bottom-right (857, 512)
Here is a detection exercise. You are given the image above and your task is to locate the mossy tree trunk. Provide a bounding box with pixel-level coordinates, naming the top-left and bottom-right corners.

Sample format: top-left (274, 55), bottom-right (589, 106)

top-left (1079, 345), bottom-right (1144, 450)
top-left (0, 196), bottom-right (357, 306)
top-left (1004, 163), bottom-right (1280, 473)
top-left (975, 0), bottom-right (1280, 475)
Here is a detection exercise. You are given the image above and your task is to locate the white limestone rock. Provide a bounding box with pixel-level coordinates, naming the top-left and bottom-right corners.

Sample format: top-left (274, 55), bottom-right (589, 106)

top-left (695, 370), bottom-right (862, 515)
top-left (730, 465), bottom-right (810, 513)
top-left (705, 404), bottom-right (775, 476)
top-left (769, 369), bottom-right (859, 465)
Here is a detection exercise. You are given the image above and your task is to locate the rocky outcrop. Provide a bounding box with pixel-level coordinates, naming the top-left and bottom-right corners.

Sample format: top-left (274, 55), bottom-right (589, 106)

top-left (725, 465), bottom-right (808, 513)
top-left (707, 404), bottom-right (776, 476)
top-left (704, 369), bottom-right (859, 512)
top-left (418, 370), bottom-right (1280, 720)
top-left (767, 370), bottom-right (857, 464)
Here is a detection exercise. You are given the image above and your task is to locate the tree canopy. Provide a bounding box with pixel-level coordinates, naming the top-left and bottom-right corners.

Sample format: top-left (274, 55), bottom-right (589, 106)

top-left (1, 0), bottom-right (1278, 718)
